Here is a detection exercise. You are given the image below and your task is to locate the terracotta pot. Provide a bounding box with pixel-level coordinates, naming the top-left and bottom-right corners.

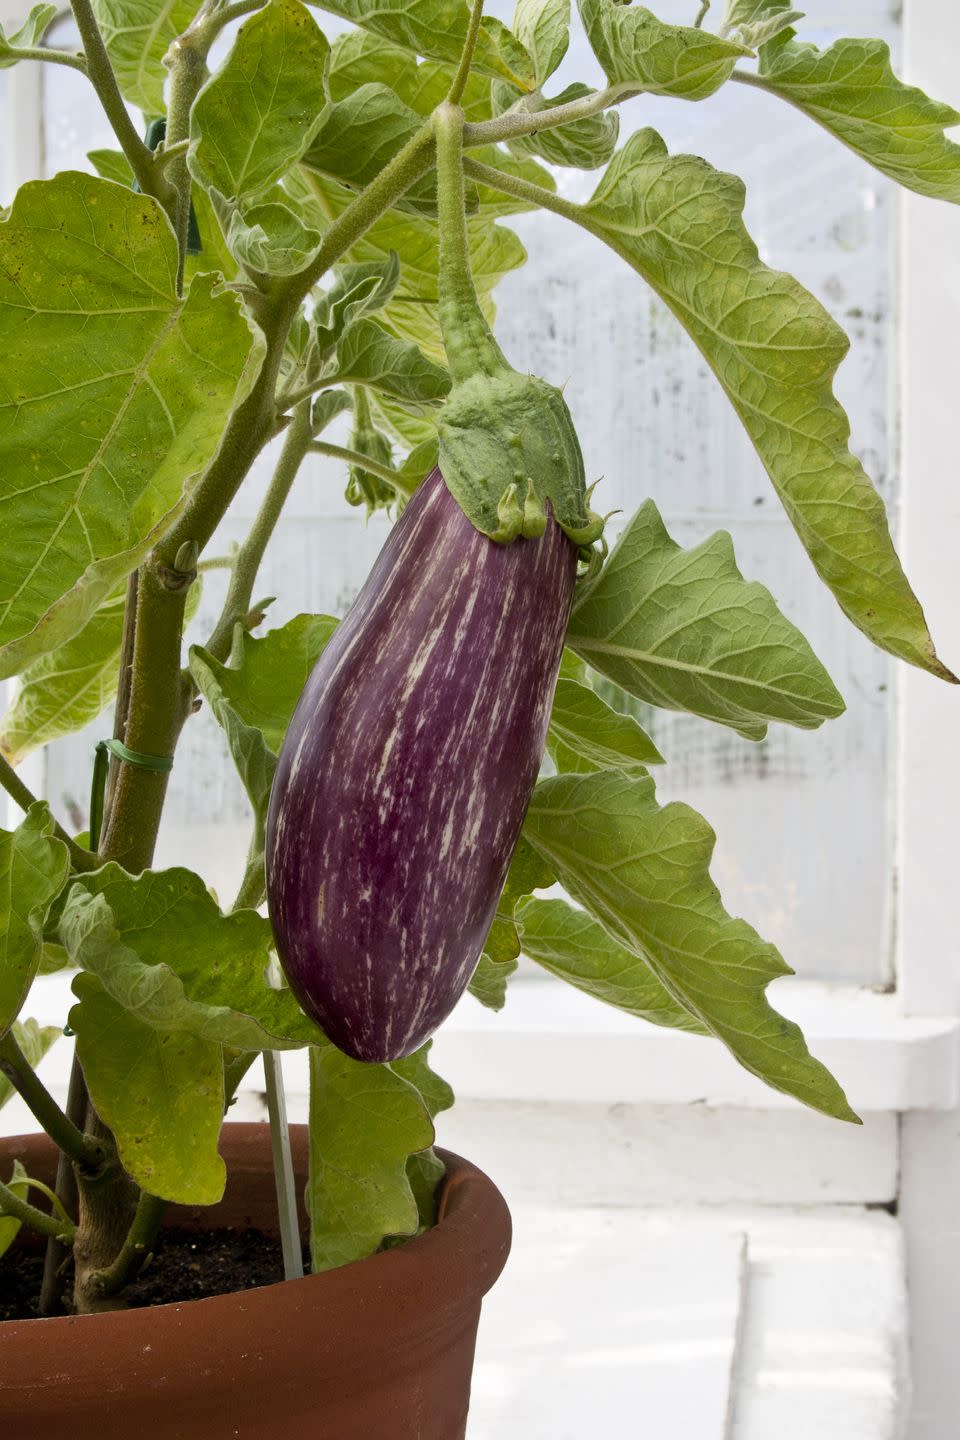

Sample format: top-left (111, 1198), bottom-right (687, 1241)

top-left (0, 1123), bottom-right (511, 1439)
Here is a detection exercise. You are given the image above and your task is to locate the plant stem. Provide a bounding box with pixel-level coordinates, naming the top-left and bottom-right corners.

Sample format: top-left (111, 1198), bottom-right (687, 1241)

top-left (694, 0), bottom-right (710, 27)
top-left (0, 1175), bottom-right (75, 1242)
top-left (69, 0), bottom-right (173, 212)
top-left (447, 0), bottom-right (485, 106)
top-left (88, 1190), bottom-right (167, 1299)
top-left (10, 45), bottom-right (87, 71)
top-left (0, 752), bottom-right (101, 872)
top-left (39, 1057), bottom-right (87, 1315)
top-left (204, 400), bottom-right (314, 662)
top-left (156, 138), bottom-right (190, 169)
top-left (286, 125), bottom-right (437, 302)
top-left (309, 441), bottom-right (415, 496)
top-left (0, 1032), bottom-right (104, 1171)
top-left (20, 1177), bottom-right (75, 1228)
top-left (462, 84), bottom-right (628, 149)
top-left (434, 103), bottom-right (507, 384)
top-left (464, 153), bottom-right (581, 223)
top-left (163, 34), bottom-right (208, 293)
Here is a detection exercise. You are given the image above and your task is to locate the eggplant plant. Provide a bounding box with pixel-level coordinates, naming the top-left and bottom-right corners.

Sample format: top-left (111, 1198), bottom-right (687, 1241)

top-left (0, 0), bottom-right (956, 1319)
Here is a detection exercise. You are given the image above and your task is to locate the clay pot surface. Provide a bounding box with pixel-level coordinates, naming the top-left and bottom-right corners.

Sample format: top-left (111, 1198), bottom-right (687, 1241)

top-left (0, 1123), bottom-right (511, 1439)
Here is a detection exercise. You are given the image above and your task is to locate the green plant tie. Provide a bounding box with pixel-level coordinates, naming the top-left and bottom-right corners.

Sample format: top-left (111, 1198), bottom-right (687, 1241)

top-left (89, 739), bottom-right (174, 852)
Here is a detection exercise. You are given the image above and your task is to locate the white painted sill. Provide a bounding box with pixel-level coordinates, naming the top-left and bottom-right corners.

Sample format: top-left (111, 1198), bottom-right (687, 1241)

top-left (21, 971), bottom-right (960, 1116)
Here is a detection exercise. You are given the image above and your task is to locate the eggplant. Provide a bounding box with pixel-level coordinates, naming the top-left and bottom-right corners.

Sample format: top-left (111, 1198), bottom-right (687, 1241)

top-left (266, 466), bottom-right (576, 1062)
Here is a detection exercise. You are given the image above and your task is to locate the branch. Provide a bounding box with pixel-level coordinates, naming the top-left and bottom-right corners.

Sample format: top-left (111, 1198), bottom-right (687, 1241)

top-left (204, 401), bottom-right (314, 661)
top-left (0, 1032), bottom-right (104, 1171)
top-left (310, 440), bottom-right (415, 496)
top-left (0, 1174), bottom-right (75, 1242)
top-left (0, 752), bottom-right (102, 872)
top-left (69, 0), bottom-right (174, 212)
top-left (7, 45), bottom-right (86, 71)
top-left (462, 84), bottom-right (628, 149)
top-left (464, 153), bottom-right (581, 221)
top-left (88, 1190), bottom-right (166, 1299)
top-left (447, 0), bottom-right (485, 106)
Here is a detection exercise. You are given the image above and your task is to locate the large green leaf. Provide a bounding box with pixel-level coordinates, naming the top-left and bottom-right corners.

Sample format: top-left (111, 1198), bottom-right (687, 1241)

top-left (524, 771), bottom-right (858, 1121)
top-left (309, 0), bottom-right (534, 88)
top-left (514, 0), bottom-right (569, 85)
top-left (467, 951), bottom-right (518, 1010)
top-left (306, 1043), bottom-right (435, 1271)
top-left (192, 613), bottom-right (337, 754)
top-left (391, 1042), bottom-right (454, 1232)
top-left (577, 0), bottom-right (750, 98)
top-left (574, 131), bottom-right (953, 680)
top-left (517, 896), bottom-right (708, 1034)
top-left (0, 172), bottom-right (262, 679)
top-left (90, 0), bottom-right (198, 114)
top-left (547, 675), bottom-right (663, 773)
top-left (59, 865), bottom-right (325, 1050)
top-left (287, 168), bottom-right (526, 360)
top-left (741, 35), bottom-right (960, 204)
top-left (468, 836), bottom-right (555, 1010)
top-left (0, 805), bottom-right (70, 1038)
top-left (304, 84), bottom-right (441, 215)
top-left (0, 1018), bottom-right (60, 1111)
top-left (189, 0), bottom-right (330, 201)
top-left (71, 973), bottom-right (225, 1204)
top-left (0, 579), bottom-right (200, 766)
top-left (331, 320), bottom-right (451, 403)
top-left (566, 500), bottom-right (844, 740)
top-left (325, 27), bottom-right (492, 122)
top-left (0, 4), bottom-right (58, 67)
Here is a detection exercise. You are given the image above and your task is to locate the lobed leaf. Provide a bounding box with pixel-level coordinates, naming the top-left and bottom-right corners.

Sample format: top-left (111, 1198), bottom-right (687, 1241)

top-left (308, 0), bottom-right (534, 89)
top-left (567, 499), bottom-right (844, 739)
top-left (304, 84), bottom-right (442, 215)
top-left (514, 0), bottom-right (570, 86)
top-left (0, 1018), bottom-right (60, 1111)
top-left (189, 0), bottom-right (330, 201)
top-left (577, 0), bottom-right (751, 99)
top-left (71, 973), bottom-right (225, 1205)
top-left (468, 951), bottom-right (518, 1010)
top-left (0, 805), bottom-right (70, 1038)
top-left (331, 319), bottom-right (451, 404)
top-left (547, 674), bottom-right (663, 773)
top-left (517, 896), bottom-right (708, 1034)
top-left (60, 865), bottom-right (327, 1051)
top-left (575, 131), bottom-right (954, 679)
top-left (746, 35), bottom-right (960, 204)
top-left (0, 172), bottom-right (262, 679)
top-left (306, 1043), bottom-right (435, 1271)
top-left (524, 771), bottom-right (858, 1121)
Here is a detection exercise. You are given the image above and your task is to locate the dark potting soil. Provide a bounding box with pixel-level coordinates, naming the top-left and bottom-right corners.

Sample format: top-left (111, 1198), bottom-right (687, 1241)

top-left (0, 1227), bottom-right (311, 1322)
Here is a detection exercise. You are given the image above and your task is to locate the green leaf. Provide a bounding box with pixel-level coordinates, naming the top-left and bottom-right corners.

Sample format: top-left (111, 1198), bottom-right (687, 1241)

top-left (390, 1040), bottom-right (454, 1120)
top-left (371, 393), bottom-right (441, 449)
top-left (313, 255), bottom-right (402, 356)
top-left (192, 614), bottom-right (338, 754)
top-left (71, 973), bottom-right (225, 1204)
top-left (747, 35), bottom-right (960, 204)
top-left (547, 675), bottom-right (663, 773)
top-left (0, 580), bottom-right (200, 767)
top-left (468, 951), bottom-right (519, 1010)
top-left (304, 84), bottom-right (442, 215)
top-left (228, 202), bottom-right (322, 276)
top-left (332, 319), bottom-right (451, 404)
top-left (575, 132), bottom-right (953, 680)
top-left (189, 0), bottom-right (331, 201)
top-left (468, 835), bottom-right (555, 1009)
top-left (306, 1043), bottom-right (435, 1271)
top-left (287, 168), bottom-right (526, 361)
top-left (0, 4), bottom-right (58, 66)
top-left (309, 0), bottom-right (534, 89)
top-left (721, 1), bottom-right (802, 49)
top-left (517, 896), bottom-right (708, 1034)
top-left (524, 771), bottom-right (858, 1121)
top-left (577, 0), bottom-right (751, 98)
top-left (312, 388), bottom-right (353, 433)
top-left (566, 500), bottom-right (844, 740)
top-left (0, 1159), bottom-right (29, 1258)
top-left (0, 1018), bottom-right (60, 1111)
top-left (0, 172), bottom-right (262, 680)
top-left (87, 147), bottom-right (135, 186)
top-left (0, 805), bottom-right (70, 1038)
top-left (59, 865), bottom-right (326, 1050)
top-left (325, 28), bottom-right (493, 121)
top-left (90, 0), bottom-right (198, 113)
top-left (514, 0), bottom-right (569, 85)
top-left (493, 80), bottom-right (619, 170)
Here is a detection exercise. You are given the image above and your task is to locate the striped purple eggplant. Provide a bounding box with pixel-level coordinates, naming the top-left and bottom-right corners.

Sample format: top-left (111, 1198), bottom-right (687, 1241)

top-left (266, 466), bottom-right (577, 1062)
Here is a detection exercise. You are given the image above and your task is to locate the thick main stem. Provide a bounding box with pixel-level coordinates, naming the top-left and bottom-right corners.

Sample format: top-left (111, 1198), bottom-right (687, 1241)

top-left (434, 103), bottom-right (507, 385)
